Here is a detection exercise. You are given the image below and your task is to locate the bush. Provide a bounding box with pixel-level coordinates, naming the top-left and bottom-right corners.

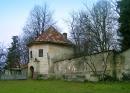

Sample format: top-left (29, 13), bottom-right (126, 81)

top-left (48, 74), bottom-right (56, 80)
top-left (36, 74), bottom-right (48, 80)
top-left (100, 74), bottom-right (116, 81)
top-left (122, 73), bottom-right (130, 81)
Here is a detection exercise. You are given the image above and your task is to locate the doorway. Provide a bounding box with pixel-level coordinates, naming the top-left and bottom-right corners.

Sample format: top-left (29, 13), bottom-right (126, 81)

top-left (30, 66), bottom-right (34, 79)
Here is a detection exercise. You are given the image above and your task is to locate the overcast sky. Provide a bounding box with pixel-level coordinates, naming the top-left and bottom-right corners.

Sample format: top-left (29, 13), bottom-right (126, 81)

top-left (0, 0), bottom-right (97, 46)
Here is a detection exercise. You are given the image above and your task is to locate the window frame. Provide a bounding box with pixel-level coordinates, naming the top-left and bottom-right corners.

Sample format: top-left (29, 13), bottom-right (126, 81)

top-left (39, 49), bottom-right (43, 57)
top-left (30, 51), bottom-right (33, 58)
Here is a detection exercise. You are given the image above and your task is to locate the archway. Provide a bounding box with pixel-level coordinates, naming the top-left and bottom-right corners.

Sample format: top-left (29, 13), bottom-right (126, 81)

top-left (30, 66), bottom-right (34, 79)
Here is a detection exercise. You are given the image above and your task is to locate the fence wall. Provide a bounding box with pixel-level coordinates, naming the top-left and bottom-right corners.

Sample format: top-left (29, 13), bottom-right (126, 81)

top-left (0, 69), bottom-right (27, 80)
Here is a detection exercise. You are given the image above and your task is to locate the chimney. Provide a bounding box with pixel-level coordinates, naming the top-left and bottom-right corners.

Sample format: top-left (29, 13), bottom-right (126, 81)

top-left (63, 33), bottom-right (67, 39)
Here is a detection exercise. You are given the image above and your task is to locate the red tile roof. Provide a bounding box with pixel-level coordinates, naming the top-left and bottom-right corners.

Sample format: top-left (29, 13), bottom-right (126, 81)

top-left (28, 26), bottom-right (73, 46)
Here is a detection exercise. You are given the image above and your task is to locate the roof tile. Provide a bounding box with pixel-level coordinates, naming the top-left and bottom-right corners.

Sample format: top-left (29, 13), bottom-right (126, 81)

top-left (34, 26), bottom-right (72, 45)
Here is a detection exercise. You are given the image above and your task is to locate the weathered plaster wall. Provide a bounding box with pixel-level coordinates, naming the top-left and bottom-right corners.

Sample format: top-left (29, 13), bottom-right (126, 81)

top-left (121, 49), bottom-right (130, 74)
top-left (115, 54), bottom-right (124, 80)
top-left (28, 44), bottom-right (49, 77)
top-left (54, 51), bottom-right (116, 81)
top-left (28, 44), bottom-right (74, 77)
top-left (48, 44), bottom-right (74, 62)
top-left (28, 42), bottom-right (130, 81)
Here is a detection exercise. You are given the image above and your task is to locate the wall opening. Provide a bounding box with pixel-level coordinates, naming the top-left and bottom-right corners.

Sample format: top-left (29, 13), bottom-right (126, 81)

top-left (30, 66), bottom-right (34, 79)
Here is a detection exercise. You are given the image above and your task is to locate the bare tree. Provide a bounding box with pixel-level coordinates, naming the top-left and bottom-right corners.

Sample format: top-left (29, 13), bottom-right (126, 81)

top-left (70, 0), bottom-right (117, 53)
top-left (110, 0), bottom-right (120, 15)
top-left (23, 3), bottom-right (55, 43)
top-left (69, 0), bottom-right (118, 80)
top-left (69, 12), bottom-right (84, 56)
top-left (0, 43), bottom-right (7, 71)
top-left (20, 4), bottom-right (55, 64)
top-left (19, 37), bottom-right (29, 64)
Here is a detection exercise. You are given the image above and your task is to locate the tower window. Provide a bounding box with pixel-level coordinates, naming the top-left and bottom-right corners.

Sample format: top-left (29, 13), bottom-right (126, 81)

top-left (30, 51), bottom-right (32, 58)
top-left (39, 49), bottom-right (43, 57)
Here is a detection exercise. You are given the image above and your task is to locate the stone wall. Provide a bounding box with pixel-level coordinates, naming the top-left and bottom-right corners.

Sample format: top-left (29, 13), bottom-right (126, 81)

top-left (53, 51), bottom-right (124, 81)
top-left (115, 54), bottom-right (124, 80)
top-left (54, 51), bottom-right (117, 81)
top-left (28, 42), bottom-right (130, 81)
top-left (121, 49), bottom-right (130, 79)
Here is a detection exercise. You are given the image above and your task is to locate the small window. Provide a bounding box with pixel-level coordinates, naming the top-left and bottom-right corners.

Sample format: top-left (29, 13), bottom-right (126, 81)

top-left (39, 49), bottom-right (43, 57)
top-left (30, 51), bottom-right (32, 58)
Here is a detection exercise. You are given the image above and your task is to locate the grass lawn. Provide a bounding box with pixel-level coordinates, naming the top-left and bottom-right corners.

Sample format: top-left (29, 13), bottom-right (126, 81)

top-left (0, 80), bottom-right (130, 93)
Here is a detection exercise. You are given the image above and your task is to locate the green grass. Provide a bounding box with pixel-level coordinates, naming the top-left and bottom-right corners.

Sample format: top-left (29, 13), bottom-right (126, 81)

top-left (0, 80), bottom-right (130, 93)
